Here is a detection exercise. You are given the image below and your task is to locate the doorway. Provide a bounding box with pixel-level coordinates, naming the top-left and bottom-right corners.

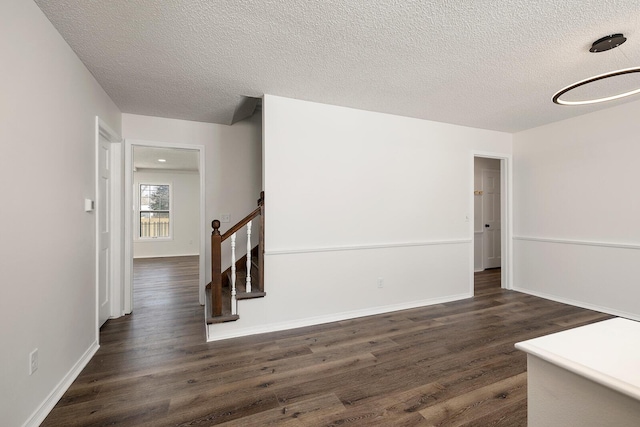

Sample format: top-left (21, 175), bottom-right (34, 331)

top-left (475, 159), bottom-right (501, 271)
top-left (124, 140), bottom-right (206, 314)
top-left (471, 153), bottom-right (511, 293)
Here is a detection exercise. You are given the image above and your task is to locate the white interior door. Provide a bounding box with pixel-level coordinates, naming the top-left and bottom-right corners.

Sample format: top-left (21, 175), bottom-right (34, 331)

top-left (482, 169), bottom-right (501, 269)
top-left (98, 135), bottom-right (111, 327)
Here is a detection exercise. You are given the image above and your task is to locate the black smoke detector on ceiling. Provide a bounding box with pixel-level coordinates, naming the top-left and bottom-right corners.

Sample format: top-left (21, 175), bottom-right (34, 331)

top-left (589, 34), bottom-right (627, 52)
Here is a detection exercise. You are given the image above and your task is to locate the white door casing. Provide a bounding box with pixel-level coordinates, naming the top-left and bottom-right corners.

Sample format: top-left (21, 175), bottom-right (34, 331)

top-left (470, 152), bottom-right (512, 293)
top-left (482, 169), bottom-right (501, 269)
top-left (98, 135), bottom-right (111, 327)
top-left (96, 117), bottom-right (122, 336)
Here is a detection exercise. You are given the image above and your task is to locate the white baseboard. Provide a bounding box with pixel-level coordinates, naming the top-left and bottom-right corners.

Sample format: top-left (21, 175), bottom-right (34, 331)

top-left (514, 287), bottom-right (640, 322)
top-left (206, 293), bottom-right (472, 342)
top-left (23, 341), bottom-right (99, 427)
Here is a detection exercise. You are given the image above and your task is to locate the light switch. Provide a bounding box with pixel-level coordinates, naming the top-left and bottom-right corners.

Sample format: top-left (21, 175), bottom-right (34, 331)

top-left (84, 199), bottom-right (94, 212)
top-left (220, 213), bottom-right (230, 223)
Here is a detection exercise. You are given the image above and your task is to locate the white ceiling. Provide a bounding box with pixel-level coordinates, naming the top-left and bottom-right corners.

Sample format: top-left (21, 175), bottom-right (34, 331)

top-left (34, 0), bottom-right (640, 132)
top-left (133, 146), bottom-right (199, 172)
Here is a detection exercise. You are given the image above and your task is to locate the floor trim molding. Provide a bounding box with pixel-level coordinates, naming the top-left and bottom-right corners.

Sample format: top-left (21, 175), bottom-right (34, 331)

top-left (207, 293), bottom-right (471, 342)
top-left (514, 287), bottom-right (640, 322)
top-left (23, 341), bottom-right (99, 427)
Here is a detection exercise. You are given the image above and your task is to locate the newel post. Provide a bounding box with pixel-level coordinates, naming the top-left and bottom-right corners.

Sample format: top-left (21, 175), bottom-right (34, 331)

top-left (211, 220), bottom-right (222, 317)
top-left (258, 191), bottom-right (265, 293)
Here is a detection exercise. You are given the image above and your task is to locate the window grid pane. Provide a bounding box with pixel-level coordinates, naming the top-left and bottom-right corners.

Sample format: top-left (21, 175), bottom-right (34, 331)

top-left (139, 184), bottom-right (170, 238)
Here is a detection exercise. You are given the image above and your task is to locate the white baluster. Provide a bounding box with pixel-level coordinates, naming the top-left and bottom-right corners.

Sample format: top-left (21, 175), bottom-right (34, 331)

top-left (246, 220), bottom-right (252, 293)
top-left (231, 233), bottom-right (237, 315)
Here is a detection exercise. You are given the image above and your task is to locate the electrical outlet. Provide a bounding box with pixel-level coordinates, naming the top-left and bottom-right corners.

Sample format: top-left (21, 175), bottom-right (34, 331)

top-left (29, 348), bottom-right (38, 375)
top-left (377, 277), bottom-right (383, 288)
top-left (220, 213), bottom-right (230, 223)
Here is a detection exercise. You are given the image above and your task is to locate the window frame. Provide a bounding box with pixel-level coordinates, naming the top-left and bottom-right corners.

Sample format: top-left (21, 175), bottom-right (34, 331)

top-left (136, 182), bottom-right (173, 241)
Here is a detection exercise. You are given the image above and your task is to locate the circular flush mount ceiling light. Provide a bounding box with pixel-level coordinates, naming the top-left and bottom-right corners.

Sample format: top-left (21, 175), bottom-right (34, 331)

top-left (553, 34), bottom-right (640, 106)
top-left (589, 34), bottom-right (626, 52)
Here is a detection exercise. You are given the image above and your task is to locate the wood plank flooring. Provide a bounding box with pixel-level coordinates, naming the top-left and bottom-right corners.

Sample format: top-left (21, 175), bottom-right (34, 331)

top-left (42, 260), bottom-right (611, 426)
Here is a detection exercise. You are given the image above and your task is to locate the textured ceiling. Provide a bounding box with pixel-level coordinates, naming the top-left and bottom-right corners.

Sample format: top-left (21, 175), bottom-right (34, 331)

top-left (34, 0), bottom-right (640, 132)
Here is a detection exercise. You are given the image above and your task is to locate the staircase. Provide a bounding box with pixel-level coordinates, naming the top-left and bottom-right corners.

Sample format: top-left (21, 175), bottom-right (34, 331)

top-left (206, 192), bottom-right (265, 324)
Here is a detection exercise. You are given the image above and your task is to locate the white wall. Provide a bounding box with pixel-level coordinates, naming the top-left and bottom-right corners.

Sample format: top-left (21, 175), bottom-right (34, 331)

top-left (122, 113), bottom-right (263, 278)
top-left (208, 95), bottom-right (512, 340)
top-left (513, 99), bottom-right (640, 320)
top-left (0, 1), bottom-right (121, 426)
top-left (133, 170), bottom-right (200, 258)
top-left (473, 157), bottom-right (500, 271)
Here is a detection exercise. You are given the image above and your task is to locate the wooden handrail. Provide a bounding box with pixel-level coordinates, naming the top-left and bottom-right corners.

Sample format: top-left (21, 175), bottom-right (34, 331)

top-left (210, 192), bottom-right (264, 318)
top-left (221, 206), bottom-right (261, 241)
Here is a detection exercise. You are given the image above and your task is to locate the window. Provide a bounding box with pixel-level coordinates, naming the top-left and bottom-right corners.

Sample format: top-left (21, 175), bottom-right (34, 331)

top-left (139, 184), bottom-right (171, 238)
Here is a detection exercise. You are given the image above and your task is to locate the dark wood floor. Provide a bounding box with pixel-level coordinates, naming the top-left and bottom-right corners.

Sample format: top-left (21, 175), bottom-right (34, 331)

top-left (42, 260), bottom-right (611, 426)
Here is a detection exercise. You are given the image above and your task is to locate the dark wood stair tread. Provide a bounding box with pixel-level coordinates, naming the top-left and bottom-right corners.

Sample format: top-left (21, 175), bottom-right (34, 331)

top-left (207, 314), bottom-right (239, 324)
top-left (236, 291), bottom-right (266, 300)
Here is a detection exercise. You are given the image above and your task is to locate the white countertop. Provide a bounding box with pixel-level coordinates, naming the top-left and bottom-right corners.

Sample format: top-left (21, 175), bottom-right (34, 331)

top-left (515, 317), bottom-right (640, 400)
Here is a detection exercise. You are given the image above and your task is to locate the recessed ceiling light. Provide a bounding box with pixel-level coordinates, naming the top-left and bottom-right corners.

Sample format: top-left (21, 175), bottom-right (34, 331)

top-left (553, 34), bottom-right (640, 106)
top-left (158, 158), bottom-right (167, 162)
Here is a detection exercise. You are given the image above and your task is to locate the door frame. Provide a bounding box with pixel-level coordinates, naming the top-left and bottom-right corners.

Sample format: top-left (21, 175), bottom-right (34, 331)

top-left (123, 139), bottom-right (206, 313)
top-left (95, 117), bottom-right (122, 340)
top-left (470, 151), bottom-right (512, 292)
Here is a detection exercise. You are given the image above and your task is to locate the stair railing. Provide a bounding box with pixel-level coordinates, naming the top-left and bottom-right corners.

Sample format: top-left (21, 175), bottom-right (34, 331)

top-left (210, 192), bottom-right (264, 317)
